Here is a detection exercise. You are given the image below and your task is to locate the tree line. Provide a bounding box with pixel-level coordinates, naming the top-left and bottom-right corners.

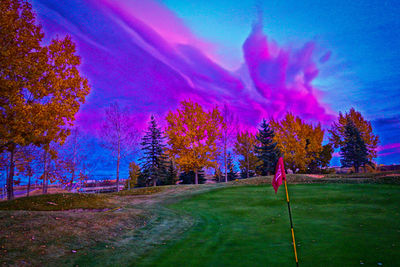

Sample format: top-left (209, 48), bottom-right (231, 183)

top-left (0, 0), bottom-right (379, 200)
top-left (125, 102), bottom-right (378, 189)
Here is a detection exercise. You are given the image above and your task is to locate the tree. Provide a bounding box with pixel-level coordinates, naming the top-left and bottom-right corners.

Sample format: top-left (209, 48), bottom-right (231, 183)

top-left (163, 158), bottom-right (178, 185)
top-left (233, 131), bottom-right (260, 178)
top-left (127, 161), bottom-right (140, 189)
top-left (226, 152), bottom-right (237, 181)
top-left (218, 104), bottom-right (237, 182)
top-left (166, 100), bottom-right (223, 184)
top-left (100, 102), bottom-right (137, 192)
top-left (270, 113), bottom-right (324, 173)
top-left (0, 0), bottom-right (90, 199)
top-left (329, 108), bottom-right (379, 162)
top-left (255, 119), bottom-right (280, 175)
top-left (50, 130), bottom-right (99, 191)
top-left (340, 119), bottom-right (369, 173)
top-left (308, 144), bottom-right (334, 173)
top-left (140, 115), bottom-right (167, 187)
top-left (179, 170), bottom-right (206, 184)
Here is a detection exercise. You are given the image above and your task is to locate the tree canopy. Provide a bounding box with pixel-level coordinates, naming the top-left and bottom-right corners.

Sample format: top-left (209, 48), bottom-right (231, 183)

top-left (1, 0), bottom-right (90, 199)
top-left (140, 115), bottom-right (166, 186)
top-left (166, 100), bottom-right (223, 184)
top-left (255, 119), bottom-right (280, 175)
top-left (233, 131), bottom-right (259, 178)
top-left (270, 113), bottom-right (324, 173)
top-left (329, 108), bottom-right (379, 162)
top-left (340, 119), bottom-right (370, 173)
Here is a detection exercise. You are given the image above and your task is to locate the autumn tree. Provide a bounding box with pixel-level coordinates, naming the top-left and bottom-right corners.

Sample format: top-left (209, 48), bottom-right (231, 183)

top-left (127, 161), bottom-right (140, 189)
top-left (140, 115), bottom-right (167, 187)
top-left (340, 119), bottom-right (370, 173)
top-left (255, 119), bottom-right (280, 175)
top-left (218, 104), bottom-right (237, 182)
top-left (270, 113), bottom-right (324, 173)
top-left (308, 144), bottom-right (334, 173)
top-left (233, 131), bottom-right (259, 178)
top-left (0, 0), bottom-right (90, 199)
top-left (100, 102), bottom-right (137, 192)
top-left (329, 108), bottom-right (379, 162)
top-left (166, 100), bottom-right (223, 184)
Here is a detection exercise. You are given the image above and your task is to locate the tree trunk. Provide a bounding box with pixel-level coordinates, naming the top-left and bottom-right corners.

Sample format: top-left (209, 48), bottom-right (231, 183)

top-left (116, 139), bottom-right (120, 192)
top-left (224, 144), bottom-right (228, 183)
top-left (195, 170), bottom-right (199, 184)
top-left (70, 131), bottom-right (77, 190)
top-left (7, 146), bottom-right (15, 200)
top-left (247, 154), bottom-right (250, 178)
top-left (27, 175), bottom-right (31, 197)
top-left (355, 165), bottom-right (359, 173)
top-left (42, 151), bottom-right (48, 194)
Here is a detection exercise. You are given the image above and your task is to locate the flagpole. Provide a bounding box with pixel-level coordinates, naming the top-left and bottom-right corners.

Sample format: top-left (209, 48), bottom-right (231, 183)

top-left (284, 179), bottom-right (299, 267)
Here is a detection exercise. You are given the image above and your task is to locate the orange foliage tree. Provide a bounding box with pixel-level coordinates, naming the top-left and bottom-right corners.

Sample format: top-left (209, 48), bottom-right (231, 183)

top-left (165, 100), bottom-right (223, 184)
top-left (0, 0), bottom-right (90, 199)
top-left (270, 113), bottom-right (324, 173)
top-left (233, 131), bottom-right (260, 178)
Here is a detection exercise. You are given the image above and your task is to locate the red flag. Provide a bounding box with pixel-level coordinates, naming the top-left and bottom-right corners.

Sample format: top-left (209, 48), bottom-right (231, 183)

top-left (272, 157), bottom-right (286, 193)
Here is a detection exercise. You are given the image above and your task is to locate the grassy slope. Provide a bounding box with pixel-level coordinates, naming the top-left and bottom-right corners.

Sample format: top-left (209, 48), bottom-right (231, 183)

top-left (136, 184), bottom-right (400, 267)
top-left (1, 179), bottom-right (400, 266)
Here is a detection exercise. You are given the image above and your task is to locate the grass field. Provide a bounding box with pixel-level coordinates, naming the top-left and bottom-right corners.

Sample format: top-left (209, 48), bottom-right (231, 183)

top-left (136, 184), bottom-right (400, 267)
top-left (1, 179), bottom-right (400, 266)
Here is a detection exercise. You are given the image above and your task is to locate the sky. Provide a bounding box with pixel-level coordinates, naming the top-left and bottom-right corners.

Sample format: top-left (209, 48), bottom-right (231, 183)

top-left (30, 0), bottom-right (400, 168)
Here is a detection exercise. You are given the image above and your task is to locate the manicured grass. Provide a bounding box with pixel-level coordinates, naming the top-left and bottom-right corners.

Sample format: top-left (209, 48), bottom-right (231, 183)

top-left (137, 184), bottom-right (400, 266)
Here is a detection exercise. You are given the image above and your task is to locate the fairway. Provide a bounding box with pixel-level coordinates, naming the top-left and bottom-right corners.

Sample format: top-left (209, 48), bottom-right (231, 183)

top-left (137, 184), bottom-right (400, 267)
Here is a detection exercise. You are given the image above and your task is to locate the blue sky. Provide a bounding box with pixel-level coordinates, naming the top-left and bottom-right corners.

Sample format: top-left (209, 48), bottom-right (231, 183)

top-left (160, 0), bottom-right (400, 165)
top-left (21, 0), bottom-right (400, 184)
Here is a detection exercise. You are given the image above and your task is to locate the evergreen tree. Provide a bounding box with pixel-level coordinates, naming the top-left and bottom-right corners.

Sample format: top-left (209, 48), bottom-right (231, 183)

top-left (255, 119), bottom-right (280, 175)
top-left (162, 159), bottom-right (178, 185)
top-left (140, 115), bottom-right (167, 186)
top-left (227, 152), bottom-right (237, 181)
top-left (340, 119), bottom-right (369, 173)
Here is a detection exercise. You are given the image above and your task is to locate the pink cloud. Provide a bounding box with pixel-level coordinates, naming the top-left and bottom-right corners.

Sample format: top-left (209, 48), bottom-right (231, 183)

top-left (242, 17), bottom-right (335, 123)
top-left (36, 0), bottom-right (335, 134)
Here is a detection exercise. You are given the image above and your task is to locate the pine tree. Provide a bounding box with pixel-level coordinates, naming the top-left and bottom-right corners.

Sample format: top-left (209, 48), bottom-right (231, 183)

top-left (163, 159), bottom-right (178, 185)
top-left (140, 115), bottom-right (167, 186)
top-left (340, 119), bottom-right (369, 173)
top-left (255, 119), bottom-right (280, 175)
top-left (226, 152), bottom-right (237, 181)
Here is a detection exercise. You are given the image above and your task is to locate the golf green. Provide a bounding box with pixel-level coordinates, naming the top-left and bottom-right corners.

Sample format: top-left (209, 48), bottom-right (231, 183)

top-left (138, 184), bottom-right (400, 266)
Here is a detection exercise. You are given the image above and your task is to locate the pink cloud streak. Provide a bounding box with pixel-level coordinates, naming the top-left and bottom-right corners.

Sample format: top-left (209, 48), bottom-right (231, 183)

top-left (36, 0), bottom-right (335, 134)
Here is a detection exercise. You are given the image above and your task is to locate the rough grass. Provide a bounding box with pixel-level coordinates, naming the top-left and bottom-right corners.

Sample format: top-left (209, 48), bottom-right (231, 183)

top-left (0, 193), bottom-right (113, 211)
top-left (113, 186), bottom-right (167, 196)
top-left (1, 176), bottom-right (400, 266)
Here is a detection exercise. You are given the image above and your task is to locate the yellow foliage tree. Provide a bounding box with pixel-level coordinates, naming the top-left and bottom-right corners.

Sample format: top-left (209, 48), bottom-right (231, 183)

top-left (0, 0), bottom-right (90, 199)
top-left (166, 100), bottom-right (223, 184)
top-left (127, 161), bottom-right (140, 189)
top-left (270, 113), bottom-right (324, 173)
top-left (329, 108), bottom-right (379, 162)
top-left (233, 131), bottom-right (260, 178)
